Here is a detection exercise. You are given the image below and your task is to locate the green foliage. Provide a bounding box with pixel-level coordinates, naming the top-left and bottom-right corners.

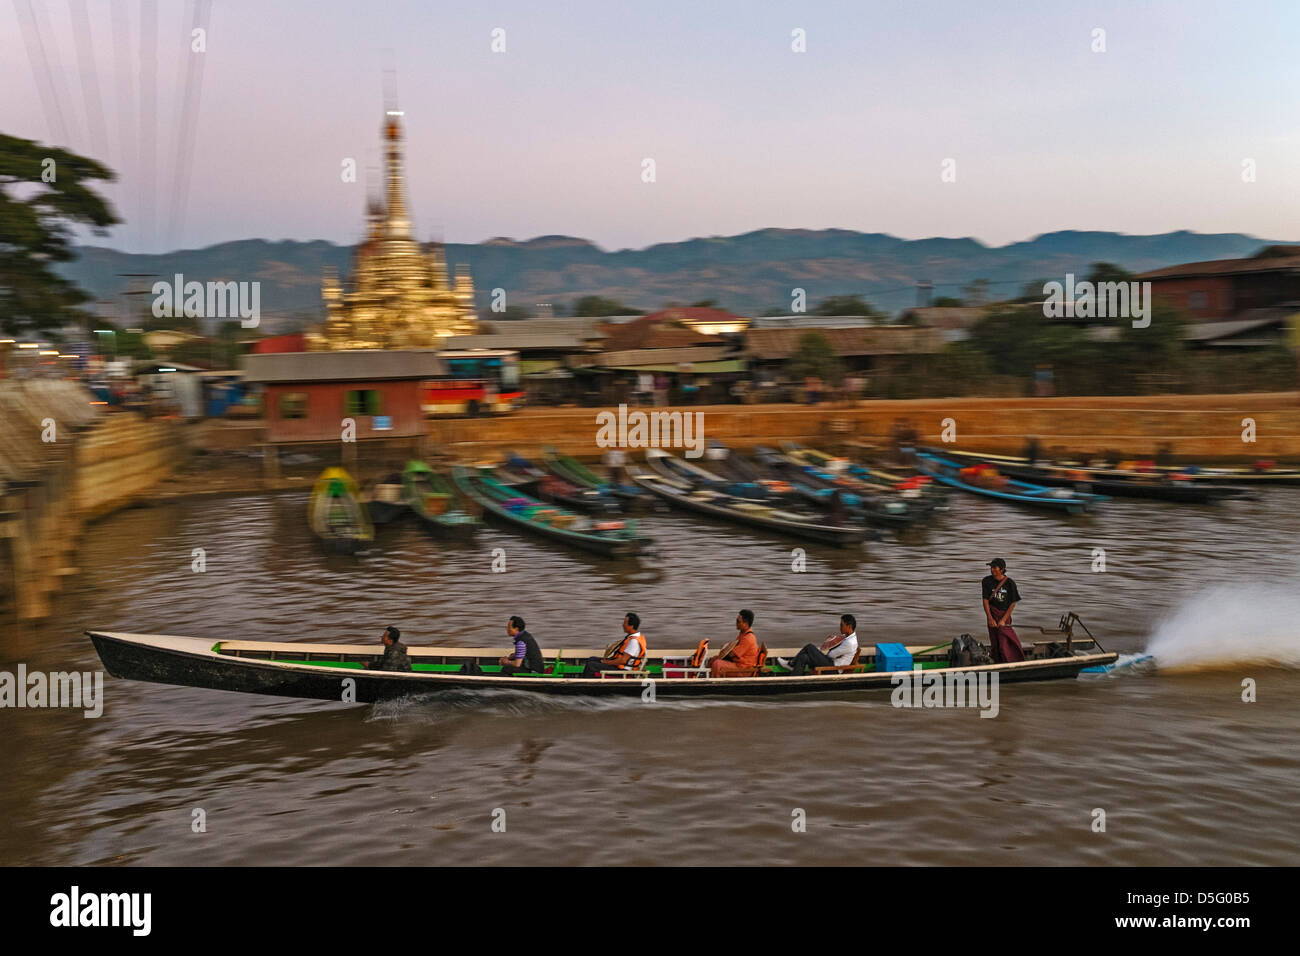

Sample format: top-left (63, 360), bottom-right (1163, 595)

top-left (689, 298), bottom-right (718, 308)
top-left (0, 134), bottom-right (119, 336)
top-left (932, 296), bottom-right (964, 307)
top-left (573, 295), bottom-right (641, 316)
top-left (812, 294), bottom-right (884, 318)
top-left (1086, 261), bottom-right (1135, 284)
top-left (786, 331), bottom-right (845, 385)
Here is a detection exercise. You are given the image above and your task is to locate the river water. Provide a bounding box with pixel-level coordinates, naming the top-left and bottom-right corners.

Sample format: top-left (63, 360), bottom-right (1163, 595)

top-left (4, 487), bottom-right (1300, 865)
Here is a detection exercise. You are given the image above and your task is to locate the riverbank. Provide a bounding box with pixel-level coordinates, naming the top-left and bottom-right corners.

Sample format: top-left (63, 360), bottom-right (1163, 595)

top-left (5, 390), bottom-right (1297, 621)
top-left (422, 392), bottom-right (1300, 461)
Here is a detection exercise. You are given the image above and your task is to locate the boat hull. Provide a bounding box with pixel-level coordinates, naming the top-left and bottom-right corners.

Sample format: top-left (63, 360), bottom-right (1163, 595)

top-left (632, 469), bottom-right (866, 547)
top-left (88, 631), bottom-right (1116, 703)
top-left (453, 468), bottom-right (648, 557)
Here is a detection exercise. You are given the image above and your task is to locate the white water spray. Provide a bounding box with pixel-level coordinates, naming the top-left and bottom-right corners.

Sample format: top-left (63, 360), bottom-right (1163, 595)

top-left (1146, 583), bottom-right (1300, 672)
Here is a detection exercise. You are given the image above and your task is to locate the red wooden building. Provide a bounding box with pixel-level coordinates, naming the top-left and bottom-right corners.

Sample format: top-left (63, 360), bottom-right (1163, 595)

top-left (1137, 245), bottom-right (1300, 321)
top-left (241, 350), bottom-right (447, 444)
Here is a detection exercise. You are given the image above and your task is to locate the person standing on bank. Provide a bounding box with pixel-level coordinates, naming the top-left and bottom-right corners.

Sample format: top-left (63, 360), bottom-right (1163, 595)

top-left (982, 558), bottom-right (1025, 663)
top-left (499, 616), bottom-right (545, 676)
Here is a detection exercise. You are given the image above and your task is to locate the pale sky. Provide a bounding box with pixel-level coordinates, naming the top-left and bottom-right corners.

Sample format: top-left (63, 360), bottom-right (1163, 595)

top-left (4, 0), bottom-right (1298, 254)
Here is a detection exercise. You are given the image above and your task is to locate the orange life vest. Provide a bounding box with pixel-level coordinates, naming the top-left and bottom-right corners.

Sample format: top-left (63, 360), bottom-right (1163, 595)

top-left (605, 632), bottom-right (647, 669)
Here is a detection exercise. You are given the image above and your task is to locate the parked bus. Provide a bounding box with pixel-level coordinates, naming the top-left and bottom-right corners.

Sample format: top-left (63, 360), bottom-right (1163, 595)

top-left (422, 349), bottom-right (524, 416)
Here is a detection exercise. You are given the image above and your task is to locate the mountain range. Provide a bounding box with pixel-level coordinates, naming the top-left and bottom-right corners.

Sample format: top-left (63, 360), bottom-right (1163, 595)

top-left (61, 228), bottom-right (1292, 333)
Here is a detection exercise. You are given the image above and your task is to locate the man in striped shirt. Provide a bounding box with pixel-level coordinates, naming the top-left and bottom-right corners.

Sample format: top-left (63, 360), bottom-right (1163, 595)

top-left (498, 616), bottom-right (545, 675)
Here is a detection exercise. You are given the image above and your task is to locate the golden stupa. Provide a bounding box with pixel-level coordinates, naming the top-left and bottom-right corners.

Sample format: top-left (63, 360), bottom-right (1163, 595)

top-left (307, 111), bottom-right (478, 350)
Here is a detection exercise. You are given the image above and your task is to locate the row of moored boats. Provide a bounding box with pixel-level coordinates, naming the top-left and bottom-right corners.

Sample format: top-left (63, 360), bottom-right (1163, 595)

top-left (308, 443), bottom-right (1299, 554)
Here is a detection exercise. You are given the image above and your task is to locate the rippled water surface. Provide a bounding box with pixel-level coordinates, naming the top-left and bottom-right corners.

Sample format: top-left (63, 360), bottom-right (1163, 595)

top-left (4, 488), bottom-right (1300, 865)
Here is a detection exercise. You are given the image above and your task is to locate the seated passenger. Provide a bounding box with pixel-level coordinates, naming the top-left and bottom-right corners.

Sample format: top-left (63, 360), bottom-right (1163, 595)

top-left (581, 613), bottom-right (647, 677)
top-left (365, 625), bottom-right (412, 672)
top-left (777, 614), bottom-right (858, 675)
top-left (708, 609), bottom-right (759, 677)
top-left (498, 616), bottom-right (545, 676)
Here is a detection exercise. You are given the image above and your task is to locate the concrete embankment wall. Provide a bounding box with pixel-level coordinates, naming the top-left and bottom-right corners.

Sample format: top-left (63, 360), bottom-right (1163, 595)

top-left (0, 382), bottom-right (182, 622)
top-left (425, 393), bottom-right (1300, 461)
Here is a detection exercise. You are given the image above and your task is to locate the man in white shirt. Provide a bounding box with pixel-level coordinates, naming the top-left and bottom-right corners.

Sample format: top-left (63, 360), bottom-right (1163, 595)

top-left (581, 612), bottom-right (647, 677)
top-left (777, 614), bottom-right (858, 676)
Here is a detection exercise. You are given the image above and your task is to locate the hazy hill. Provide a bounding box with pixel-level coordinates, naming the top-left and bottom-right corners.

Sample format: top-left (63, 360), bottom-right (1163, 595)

top-left (62, 228), bottom-right (1290, 332)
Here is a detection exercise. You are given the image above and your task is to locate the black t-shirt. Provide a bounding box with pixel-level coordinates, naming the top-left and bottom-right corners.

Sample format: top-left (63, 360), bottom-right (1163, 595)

top-left (982, 575), bottom-right (1021, 612)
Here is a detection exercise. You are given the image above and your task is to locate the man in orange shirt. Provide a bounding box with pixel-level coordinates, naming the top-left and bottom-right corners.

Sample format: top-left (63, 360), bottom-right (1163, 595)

top-left (708, 609), bottom-right (758, 677)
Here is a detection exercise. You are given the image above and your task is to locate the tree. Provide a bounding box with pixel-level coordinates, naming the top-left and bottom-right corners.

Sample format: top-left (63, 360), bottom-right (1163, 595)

top-left (812, 294), bottom-right (884, 318)
top-left (932, 296), bottom-right (964, 308)
top-left (573, 295), bottom-right (641, 317)
top-left (962, 278), bottom-right (992, 306)
top-left (0, 134), bottom-right (119, 336)
top-left (786, 331), bottom-right (844, 385)
top-left (690, 298), bottom-right (718, 308)
top-left (1086, 262), bottom-right (1134, 285)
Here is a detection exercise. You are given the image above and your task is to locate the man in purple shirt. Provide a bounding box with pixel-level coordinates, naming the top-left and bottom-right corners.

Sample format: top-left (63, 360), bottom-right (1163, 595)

top-left (498, 616), bottom-right (545, 675)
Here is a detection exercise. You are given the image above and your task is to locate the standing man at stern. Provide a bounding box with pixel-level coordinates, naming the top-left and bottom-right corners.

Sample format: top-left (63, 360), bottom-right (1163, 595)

top-left (982, 558), bottom-right (1025, 663)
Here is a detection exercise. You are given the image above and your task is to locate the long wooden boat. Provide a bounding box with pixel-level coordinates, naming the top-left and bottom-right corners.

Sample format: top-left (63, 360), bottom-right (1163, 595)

top-left (632, 451), bottom-right (867, 547)
top-left (914, 450), bottom-right (1105, 514)
top-left (780, 442), bottom-right (949, 510)
top-left (540, 446), bottom-right (645, 507)
top-left (746, 445), bottom-right (927, 528)
top-left (361, 473), bottom-right (408, 524)
top-left (929, 446), bottom-right (1300, 486)
top-left (931, 448), bottom-right (1247, 503)
top-left (498, 454), bottom-right (620, 515)
top-left (402, 461), bottom-right (482, 538)
top-left (452, 466), bottom-right (650, 557)
top-left (308, 468), bottom-right (374, 553)
top-left (87, 616), bottom-right (1116, 702)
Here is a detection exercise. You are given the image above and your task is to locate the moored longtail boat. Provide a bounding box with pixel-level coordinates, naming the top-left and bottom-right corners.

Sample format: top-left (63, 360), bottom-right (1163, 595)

top-left (402, 461), bottom-right (482, 538)
top-left (931, 448), bottom-right (1251, 503)
top-left (453, 466), bottom-right (650, 557)
top-left (633, 450), bottom-right (867, 547)
top-left (914, 450), bottom-right (1105, 514)
top-left (540, 446), bottom-right (644, 507)
top-left (361, 473), bottom-right (408, 524)
top-left (87, 613), bottom-right (1116, 703)
top-left (308, 468), bottom-right (374, 553)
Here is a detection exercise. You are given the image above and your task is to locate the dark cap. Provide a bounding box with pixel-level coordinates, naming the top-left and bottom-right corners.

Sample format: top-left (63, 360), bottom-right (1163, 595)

top-left (986, 557), bottom-right (1006, 570)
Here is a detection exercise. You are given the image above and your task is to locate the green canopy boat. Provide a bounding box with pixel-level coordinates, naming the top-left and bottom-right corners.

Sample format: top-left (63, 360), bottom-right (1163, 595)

top-left (308, 468), bottom-right (374, 553)
top-left (402, 461), bottom-right (482, 539)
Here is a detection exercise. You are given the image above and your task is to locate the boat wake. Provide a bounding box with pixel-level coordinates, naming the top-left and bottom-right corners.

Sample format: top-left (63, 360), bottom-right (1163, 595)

top-left (1145, 584), bottom-right (1300, 673)
top-left (365, 688), bottom-right (885, 722)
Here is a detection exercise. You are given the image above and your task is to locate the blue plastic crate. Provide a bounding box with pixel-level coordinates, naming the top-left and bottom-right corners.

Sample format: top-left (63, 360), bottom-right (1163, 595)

top-left (875, 642), bottom-right (914, 672)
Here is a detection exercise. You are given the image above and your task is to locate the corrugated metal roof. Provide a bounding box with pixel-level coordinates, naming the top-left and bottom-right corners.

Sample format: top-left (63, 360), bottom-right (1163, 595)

top-left (744, 326), bottom-right (945, 359)
top-left (241, 349), bottom-right (447, 383)
top-left (571, 345), bottom-right (731, 368)
top-left (443, 333), bottom-right (593, 351)
top-left (1137, 251), bottom-right (1300, 280)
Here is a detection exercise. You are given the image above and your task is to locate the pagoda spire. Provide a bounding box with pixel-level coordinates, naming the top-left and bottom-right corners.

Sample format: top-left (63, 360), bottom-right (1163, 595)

top-left (382, 109), bottom-right (411, 239)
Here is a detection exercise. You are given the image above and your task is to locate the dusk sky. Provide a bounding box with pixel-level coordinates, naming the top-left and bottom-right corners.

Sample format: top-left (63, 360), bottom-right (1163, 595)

top-left (4, 0), bottom-right (1299, 254)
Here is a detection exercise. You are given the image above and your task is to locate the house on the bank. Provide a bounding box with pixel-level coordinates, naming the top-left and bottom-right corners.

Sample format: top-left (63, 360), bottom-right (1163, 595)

top-left (241, 349), bottom-right (446, 445)
top-left (742, 324), bottom-right (945, 387)
top-left (566, 309), bottom-right (747, 404)
top-left (1137, 245), bottom-right (1300, 349)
